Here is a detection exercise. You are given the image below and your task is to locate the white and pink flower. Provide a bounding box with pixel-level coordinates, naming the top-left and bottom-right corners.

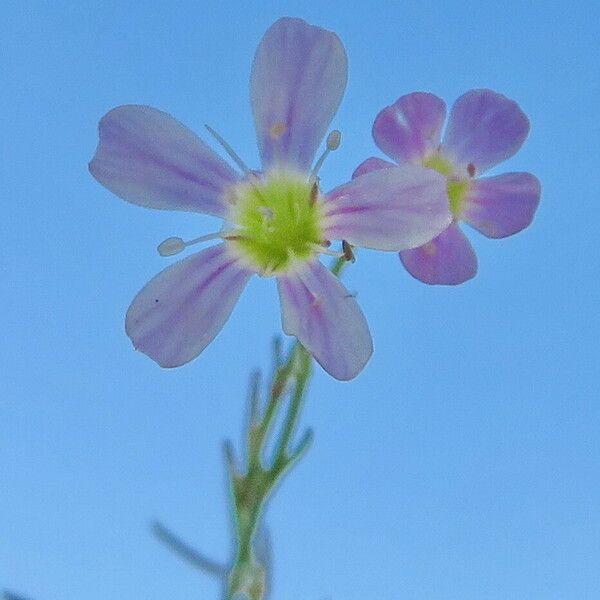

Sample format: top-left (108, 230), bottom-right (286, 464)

top-left (356, 90), bottom-right (541, 285)
top-left (90, 18), bottom-right (451, 379)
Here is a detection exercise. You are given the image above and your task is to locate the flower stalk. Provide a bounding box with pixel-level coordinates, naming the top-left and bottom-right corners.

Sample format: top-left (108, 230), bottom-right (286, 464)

top-left (226, 337), bottom-right (312, 599)
top-left (226, 257), bottom-right (345, 599)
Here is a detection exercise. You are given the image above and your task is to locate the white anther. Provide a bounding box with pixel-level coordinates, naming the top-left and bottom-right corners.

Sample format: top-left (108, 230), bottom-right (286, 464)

top-left (157, 237), bottom-right (186, 256)
top-left (157, 231), bottom-right (227, 257)
top-left (326, 130), bottom-right (341, 151)
top-left (311, 129), bottom-right (342, 178)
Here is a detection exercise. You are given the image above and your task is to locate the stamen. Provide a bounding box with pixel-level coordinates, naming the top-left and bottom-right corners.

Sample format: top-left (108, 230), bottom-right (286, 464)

top-left (205, 124), bottom-right (251, 176)
top-left (222, 234), bottom-right (249, 242)
top-left (309, 181), bottom-right (319, 206)
top-left (157, 232), bottom-right (226, 256)
top-left (311, 243), bottom-right (344, 258)
top-left (467, 163), bottom-right (476, 177)
top-left (327, 130), bottom-right (342, 151)
top-left (342, 240), bottom-right (355, 263)
top-left (310, 130), bottom-right (342, 178)
top-left (269, 122), bottom-right (286, 140)
top-left (157, 237), bottom-right (186, 256)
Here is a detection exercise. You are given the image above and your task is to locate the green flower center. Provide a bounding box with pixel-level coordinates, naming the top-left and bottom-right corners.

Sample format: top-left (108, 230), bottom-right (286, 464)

top-left (423, 154), bottom-right (455, 177)
top-left (423, 153), bottom-right (470, 218)
top-left (447, 179), bottom-right (470, 217)
top-left (228, 171), bottom-right (324, 274)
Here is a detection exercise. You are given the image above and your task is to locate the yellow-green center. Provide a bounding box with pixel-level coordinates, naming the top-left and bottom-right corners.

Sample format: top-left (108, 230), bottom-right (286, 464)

top-left (228, 172), bottom-right (323, 273)
top-left (424, 153), bottom-right (470, 218)
top-left (423, 154), bottom-right (455, 177)
top-left (447, 179), bottom-right (470, 216)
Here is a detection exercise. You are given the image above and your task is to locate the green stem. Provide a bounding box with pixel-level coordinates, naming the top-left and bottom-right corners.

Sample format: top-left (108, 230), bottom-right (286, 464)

top-left (330, 255), bottom-right (346, 277)
top-left (227, 255), bottom-right (349, 600)
top-left (272, 345), bottom-right (311, 472)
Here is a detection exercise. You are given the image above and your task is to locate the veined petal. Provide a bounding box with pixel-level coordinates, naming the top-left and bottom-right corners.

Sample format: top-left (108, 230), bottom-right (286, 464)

top-left (251, 17), bottom-right (348, 172)
top-left (399, 222), bottom-right (477, 285)
top-left (373, 92), bottom-right (446, 164)
top-left (462, 172), bottom-right (541, 238)
top-left (125, 244), bottom-right (253, 368)
top-left (322, 165), bottom-right (452, 251)
top-left (442, 89), bottom-right (530, 173)
top-left (89, 105), bottom-right (239, 217)
top-left (277, 260), bottom-right (372, 381)
top-left (352, 156), bottom-right (395, 179)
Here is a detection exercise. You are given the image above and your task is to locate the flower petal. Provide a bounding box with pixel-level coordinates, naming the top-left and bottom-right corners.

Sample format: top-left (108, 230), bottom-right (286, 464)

top-left (352, 156), bottom-right (395, 179)
top-left (442, 89), bottom-right (530, 173)
top-left (322, 165), bottom-right (452, 251)
top-left (251, 17), bottom-right (348, 172)
top-left (89, 105), bottom-right (239, 217)
top-left (125, 244), bottom-right (253, 368)
top-left (373, 92), bottom-right (446, 164)
top-left (399, 222), bottom-right (477, 285)
top-left (462, 172), bottom-right (541, 238)
top-left (277, 260), bottom-right (372, 381)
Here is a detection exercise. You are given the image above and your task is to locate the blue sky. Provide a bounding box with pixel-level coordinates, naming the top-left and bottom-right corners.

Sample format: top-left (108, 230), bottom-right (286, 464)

top-left (2, 1), bottom-right (599, 599)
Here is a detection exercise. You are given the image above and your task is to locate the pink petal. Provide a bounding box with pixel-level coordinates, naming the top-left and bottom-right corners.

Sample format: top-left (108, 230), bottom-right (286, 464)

top-left (373, 92), bottom-right (447, 164)
top-left (399, 222), bottom-right (478, 285)
top-left (322, 165), bottom-right (452, 251)
top-left (125, 244), bottom-right (253, 368)
top-left (442, 89), bottom-right (530, 174)
top-left (352, 157), bottom-right (395, 179)
top-left (462, 172), bottom-right (541, 238)
top-left (89, 105), bottom-right (239, 218)
top-left (277, 260), bottom-right (372, 381)
top-left (251, 17), bottom-right (347, 172)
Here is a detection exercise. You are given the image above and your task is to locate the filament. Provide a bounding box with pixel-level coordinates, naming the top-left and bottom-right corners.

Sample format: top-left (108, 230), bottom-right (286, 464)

top-left (311, 130), bottom-right (342, 178)
top-left (205, 124), bottom-right (251, 176)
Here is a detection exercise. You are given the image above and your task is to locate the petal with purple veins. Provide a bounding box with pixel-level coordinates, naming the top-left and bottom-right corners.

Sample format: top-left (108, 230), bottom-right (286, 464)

top-left (373, 92), bottom-right (446, 164)
top-left (89, 105), bottom-right (239, 218)
top-left (322, 165), bottom-right (452, 251)
top-left (442, 89), bottom-right (530, 173)
top-left (251, 17), bottom-right (348, 172)
top-left (399, 222), bottom-right (478, 285)
top-left (461, 172), bottom-right (541, 238)
top-left (352, 156), bottom-right (395, 179)
top-left (125, 244), bottom-right (253, 368)
top-left (277, 260), bottom-right (372, 381)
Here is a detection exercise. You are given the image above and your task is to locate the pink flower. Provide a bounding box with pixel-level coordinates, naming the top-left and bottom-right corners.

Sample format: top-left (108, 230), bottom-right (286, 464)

top-left (89, 18), bottom-right (451, 379)
top-left (355, 90), bottom-right (541, 285)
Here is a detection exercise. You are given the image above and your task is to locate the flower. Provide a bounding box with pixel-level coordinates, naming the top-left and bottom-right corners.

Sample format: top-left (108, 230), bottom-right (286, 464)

top-left (354, 90), bottom-right (541, 285)
top-left (89, 17), bottom-right (451, 380)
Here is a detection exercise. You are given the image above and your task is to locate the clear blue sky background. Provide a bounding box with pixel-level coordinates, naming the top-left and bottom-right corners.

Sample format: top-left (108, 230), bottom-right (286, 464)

top-left (2, 2), bottom-right (599, 599)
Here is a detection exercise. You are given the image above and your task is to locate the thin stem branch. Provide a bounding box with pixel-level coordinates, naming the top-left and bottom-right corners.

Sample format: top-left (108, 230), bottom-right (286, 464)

top-left (151, 520), bottom-right (227, 577)
top-left (272, 346), bottom-right (311, 472)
